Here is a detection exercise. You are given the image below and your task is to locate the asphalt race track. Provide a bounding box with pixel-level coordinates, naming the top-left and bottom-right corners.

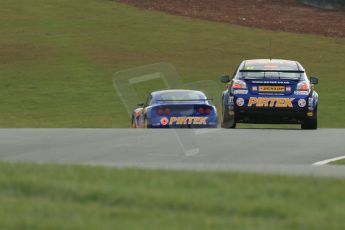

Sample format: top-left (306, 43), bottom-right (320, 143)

top-left (1, 129), bottom-right (345, 177)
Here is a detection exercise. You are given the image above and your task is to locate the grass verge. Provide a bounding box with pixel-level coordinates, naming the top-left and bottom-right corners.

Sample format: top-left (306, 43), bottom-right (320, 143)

top-left (0, 0), bottom-right (344, 127)
top-left (1, 162), bottom-right (345, 229)
top-left (330, 158), bottom-right (345, 165)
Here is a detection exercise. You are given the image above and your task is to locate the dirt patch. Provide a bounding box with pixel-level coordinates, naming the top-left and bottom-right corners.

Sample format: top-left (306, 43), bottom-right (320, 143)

top-left (119, 0), bottom-right (345, 38)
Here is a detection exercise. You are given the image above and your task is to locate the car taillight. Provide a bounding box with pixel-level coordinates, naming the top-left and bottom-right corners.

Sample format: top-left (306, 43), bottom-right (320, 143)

top-left (197, 107), bottom-right (205, 114)
top-left (157, 108), bottom-right (171, 115)
top-left (197, 107), bottom-right (212, 115)
top-left (157, 108), bottom-right (164, 115)
top-left (232, 80), bottom-right (247, 90)
top-left (296, 81), bottom-right (310, 91)
top-left (164, 108), bottom-right (171, 115)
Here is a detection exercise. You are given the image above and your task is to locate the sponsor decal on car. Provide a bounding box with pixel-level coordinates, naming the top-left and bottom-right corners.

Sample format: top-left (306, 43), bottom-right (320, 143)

top-left (234, 90), bottom-right (248, 94)
top-left (161, 117), bottom-right (208, 126)
top-left (308, 97), bottom-right (314, 106)
top-left (160, 117), bottom-right (169, 126)
top-left (228, 96), bottom-right (234, 104)
top-left (252, 81), bottom-right (290, 84)
top-left (248, 97), bottom-right (295, 108)
top-left (259, 86), bottom-right (285, 92)
top-left (298, 99), bottom-right (306, 107)
top-left (264, 64), bottom-right (279, 69)
top-left (294, 91), bottom-right (309, 95)
top-left (236, 98), bottom-right (245, 106)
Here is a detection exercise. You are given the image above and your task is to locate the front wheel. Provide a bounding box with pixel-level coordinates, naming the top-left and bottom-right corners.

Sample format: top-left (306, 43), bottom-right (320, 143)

top-left (221, 102), bottom-right (236, 129)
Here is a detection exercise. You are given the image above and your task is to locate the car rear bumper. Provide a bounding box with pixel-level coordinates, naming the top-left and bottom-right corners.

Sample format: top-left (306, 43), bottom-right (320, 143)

top-left (234, 107), bottom-right (312, 124)
top-left (228, 94), bottom-right (317, 124)
top-left (147, 115), bottom-right (218, 128)
top-left (148, 124), bottom-right (218, 128)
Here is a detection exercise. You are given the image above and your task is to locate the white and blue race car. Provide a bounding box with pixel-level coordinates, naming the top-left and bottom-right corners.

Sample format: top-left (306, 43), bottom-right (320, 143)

top-left (132, 90), bottom-right (218, 128)
top-left (221, 59), bottom-right (319, 129)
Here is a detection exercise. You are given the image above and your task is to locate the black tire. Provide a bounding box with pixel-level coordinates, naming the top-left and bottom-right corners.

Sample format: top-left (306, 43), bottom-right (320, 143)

top-left (131, 116), bottom-right (136, 128)
top-left (143, 116), bottom-right (148, 128)
top-left (301, 114), bottom-right (317, 130)
top-left (221, 100), bottom-right (236, 129)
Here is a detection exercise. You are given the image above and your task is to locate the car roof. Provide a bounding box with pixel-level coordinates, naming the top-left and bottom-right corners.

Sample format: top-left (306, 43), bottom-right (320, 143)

top-left (244, 59), bottom-right (298, 65)
top-left (151, 89), bottom-right (205, 96)
top-left (241, 59), bottom-right (304, 71)
top-left (150, 90), bottom-right (208, 103)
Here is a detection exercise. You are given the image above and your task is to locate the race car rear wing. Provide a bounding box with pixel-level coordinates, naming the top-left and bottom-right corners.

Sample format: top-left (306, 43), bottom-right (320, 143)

top-left (240, 70), bottom-right (305, 73)
top-left (157, 99), bottom-right (213, 102)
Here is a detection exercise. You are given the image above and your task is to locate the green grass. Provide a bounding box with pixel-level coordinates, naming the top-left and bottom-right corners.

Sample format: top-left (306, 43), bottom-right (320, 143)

top-left (0, 162), bottom-right (345, 229)
top-left (0, 0), bottom-right (345, 127)
top-left (330, 159), bottom-right (345, 165)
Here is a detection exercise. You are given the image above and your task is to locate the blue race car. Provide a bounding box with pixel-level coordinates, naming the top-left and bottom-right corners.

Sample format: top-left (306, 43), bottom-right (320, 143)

top-left (220, 59), bottom-right (319, 129)
top-left (131, 89), bottom-right (218, 128)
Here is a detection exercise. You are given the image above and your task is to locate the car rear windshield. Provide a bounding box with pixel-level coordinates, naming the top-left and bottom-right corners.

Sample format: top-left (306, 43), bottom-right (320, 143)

top-left (159, 92), bottom-right (205, 101)
top-left (241, 61), bottom-right (302, 79)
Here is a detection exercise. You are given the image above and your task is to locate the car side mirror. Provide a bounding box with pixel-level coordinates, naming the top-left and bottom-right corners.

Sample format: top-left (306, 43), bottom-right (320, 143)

top-left (220, 75), bottom-right (230, 83)
top-left (137, 103), bottom-right (145, 107)
top-left (310, 77), bottom-right (319, 85)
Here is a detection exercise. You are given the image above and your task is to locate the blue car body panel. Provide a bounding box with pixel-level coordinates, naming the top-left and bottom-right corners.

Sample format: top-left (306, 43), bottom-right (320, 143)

top-left (133, 90), bottom-right (218, 128)
top-left (222, 59), bottom-right (319, 124)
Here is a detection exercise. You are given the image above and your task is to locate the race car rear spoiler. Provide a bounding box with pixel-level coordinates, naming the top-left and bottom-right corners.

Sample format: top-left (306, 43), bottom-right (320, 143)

top-left (157, 99), bottom-right (213, 102)
top-left (240, 70), bottom-right (305, 73)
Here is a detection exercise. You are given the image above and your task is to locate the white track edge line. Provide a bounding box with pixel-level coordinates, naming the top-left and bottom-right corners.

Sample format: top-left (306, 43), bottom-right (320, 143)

top-left (312, 155), bottom-right (345, 166)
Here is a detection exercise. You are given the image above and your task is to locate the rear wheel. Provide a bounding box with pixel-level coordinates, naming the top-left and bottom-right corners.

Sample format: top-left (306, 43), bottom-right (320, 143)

top-left (301, 113), bottom-right (317, 130)
top-left (143, 116), bottom-right (148, 128)
top-left (131, 116), bottom-right (136, 128)
top-left (221, 101), bottom-right (236, 129)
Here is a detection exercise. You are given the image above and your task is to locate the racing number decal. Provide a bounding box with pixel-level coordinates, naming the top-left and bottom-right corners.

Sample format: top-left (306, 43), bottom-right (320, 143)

top-left (248, 97), bottom-right (294, 108)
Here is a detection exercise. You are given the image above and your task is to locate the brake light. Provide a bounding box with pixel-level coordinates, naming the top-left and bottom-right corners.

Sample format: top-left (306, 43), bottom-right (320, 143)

top-left (296, 81), bottom-right (310, 91)
top-left (164, 108), bottom-right (171, 115)
top-left (157, 108), bottom-right (164, 115)
top-left (197, 107), bottom-right (205, 114)
top-left (157, 108), bottom-right (171, 115)
top-left (232, 80), bottom-right (247, 90)
top-left (197, 107), bottom-right (212, 115)
top-left (205, 108), bottom-right (212, 115)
